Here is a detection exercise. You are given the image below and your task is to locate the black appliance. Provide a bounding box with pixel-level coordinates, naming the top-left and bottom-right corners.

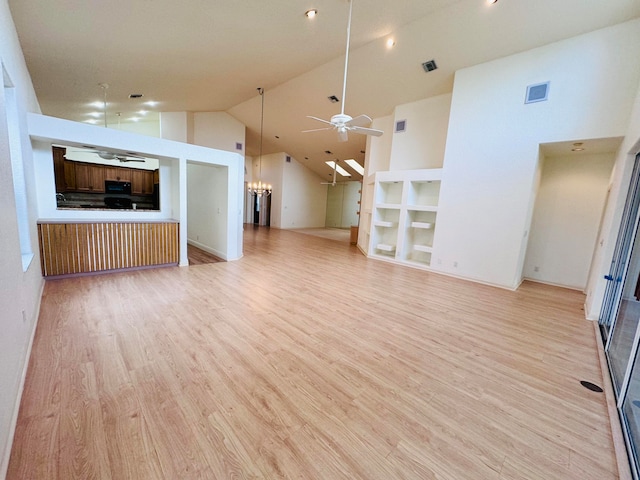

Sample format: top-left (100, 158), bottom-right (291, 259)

top-left (104, 180), bottom-right (132, 195)
top-left (104, 197), bottom-right (133, 209)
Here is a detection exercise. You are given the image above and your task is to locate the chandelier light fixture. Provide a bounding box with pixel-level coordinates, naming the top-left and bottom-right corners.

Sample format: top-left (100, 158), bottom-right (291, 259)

top-left (248, 87), bottom-right (272, 197)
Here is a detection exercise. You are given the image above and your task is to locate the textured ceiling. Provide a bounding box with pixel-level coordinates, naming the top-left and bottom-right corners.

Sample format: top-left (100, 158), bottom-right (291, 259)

top-left (8, 0), bottom-right (640, 180)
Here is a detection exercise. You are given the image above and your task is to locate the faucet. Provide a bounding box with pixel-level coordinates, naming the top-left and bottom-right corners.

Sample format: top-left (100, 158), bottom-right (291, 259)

top-left (56, 193), bottom-right (66, 202)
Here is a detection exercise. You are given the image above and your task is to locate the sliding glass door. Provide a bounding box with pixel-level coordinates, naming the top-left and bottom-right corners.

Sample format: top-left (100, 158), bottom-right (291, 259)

top-left (600, 153), bottom-right (640, 479)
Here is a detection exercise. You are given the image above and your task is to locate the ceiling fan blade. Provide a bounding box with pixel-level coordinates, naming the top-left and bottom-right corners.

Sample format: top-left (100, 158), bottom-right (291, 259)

top-left (351, 126), bottom-right (384, 137)
top-left (345, 114), bottom-right (373, 128)
top-left (307, 115), bottom-right (334, 126)
top-left (302, 127), bottom-right (333, 133)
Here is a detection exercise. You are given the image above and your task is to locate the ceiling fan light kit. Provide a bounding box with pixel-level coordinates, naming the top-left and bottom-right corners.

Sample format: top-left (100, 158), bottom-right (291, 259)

top-left (303, 0), bottom-right (383, 143)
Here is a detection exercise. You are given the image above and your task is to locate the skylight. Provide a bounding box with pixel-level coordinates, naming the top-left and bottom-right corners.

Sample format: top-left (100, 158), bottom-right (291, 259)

top-left (344, 159), bottom-right (364, 175)
top-left (325, 161), bottom-right (351, 177)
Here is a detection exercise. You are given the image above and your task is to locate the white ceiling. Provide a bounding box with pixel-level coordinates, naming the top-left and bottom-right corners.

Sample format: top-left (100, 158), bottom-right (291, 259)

top-left (8, 0), bottom-right (640, 181)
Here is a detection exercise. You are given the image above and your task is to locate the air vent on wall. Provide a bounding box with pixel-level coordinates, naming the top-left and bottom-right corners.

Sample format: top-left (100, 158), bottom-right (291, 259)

top-left (395, 119), bottom-right (407, 133)
top-left (236, 142), bottom-right (243, 151)
top-left (286, 155), bottom-right (291, 163)
top-left (525, 82), bottom-right (550, 104)
top-left (422, 59), bottom-right (437, 72)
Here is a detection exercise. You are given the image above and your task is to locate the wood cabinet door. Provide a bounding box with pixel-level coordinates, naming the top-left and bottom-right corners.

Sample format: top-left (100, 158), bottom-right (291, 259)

top-left (90, 166), bottom-right (105, 192)
top-left (74, 164), bottom-right (91, 191)
top-left (53, 146), bottom-right (66, 192)
top-left (143, 170), bottom-right (154, 194)
top-left (132, 169), bottom-right (154, 194)
top-left (75, 163), bottom-right (105, 192)
top-left (104, 166), bottom-right (132, 182)
top-left (117, 167), bottom-right (132, 182)
top-left (63, 161), bottom-right (76, 191)
top-left (104, 167), bottom-right (119, 181)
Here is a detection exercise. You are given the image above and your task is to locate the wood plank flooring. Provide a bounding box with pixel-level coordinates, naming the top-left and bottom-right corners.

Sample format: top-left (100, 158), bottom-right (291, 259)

top-left (8, 227), bottom-right (619, 479)
top-left (187, 244), bottom-right (224, 265)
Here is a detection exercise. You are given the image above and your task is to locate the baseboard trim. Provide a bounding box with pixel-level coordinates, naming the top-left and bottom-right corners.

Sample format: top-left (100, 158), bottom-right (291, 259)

top-left (592, 320), bottom-right (633, 480)
top-left (1, 279), bottom-right (45, 480)
top-left (187, 239), bottom-right (227, 261)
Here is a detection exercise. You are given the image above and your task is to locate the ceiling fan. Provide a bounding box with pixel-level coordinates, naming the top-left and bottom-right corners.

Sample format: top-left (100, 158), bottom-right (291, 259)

top-left (303, 0), bottom-right (383, 142)
top-left (69, 149), bottom-right (146, 163)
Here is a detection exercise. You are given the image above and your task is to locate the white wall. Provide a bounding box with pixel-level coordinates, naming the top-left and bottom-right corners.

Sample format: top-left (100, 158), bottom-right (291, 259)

top-left (523, 153), bottom-right (615, 290)
top-left (586, 86), bottom-right (640, 319)
top-left (365, 115), bottom-right (393, 177)
top-left (193, 112), bottom-right (245, 154)
top-left (160, 111), bottom-right (245, 155)
top-left (280, 155), bottom-right (327, 229)
top-left (0, 1), bottom-right (45, 476)
top-left (389, 94), bottom-right (451, 170)
top-left (325, 181), bottom-right (361, 228)
top-left (187, 163), bottom-right (229, 258)
top-left (432, 20), bottom-right (640, 289)
top-left (160, 111), bottom-right (193, 143)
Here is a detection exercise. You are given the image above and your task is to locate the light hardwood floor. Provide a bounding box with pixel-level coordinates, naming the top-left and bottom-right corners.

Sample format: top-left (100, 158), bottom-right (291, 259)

top-left (8, 226), bottom-right (618, 479)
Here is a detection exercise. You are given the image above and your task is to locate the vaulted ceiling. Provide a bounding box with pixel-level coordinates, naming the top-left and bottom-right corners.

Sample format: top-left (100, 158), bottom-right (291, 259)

top-left (8, 0), bottom-right (640, 181)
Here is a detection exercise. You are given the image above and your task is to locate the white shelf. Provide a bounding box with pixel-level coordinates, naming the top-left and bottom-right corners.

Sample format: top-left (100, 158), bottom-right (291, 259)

top-left (407, 205), bottom-right (438, 212)
top-left (411, 222), bottom-right (433, 229)
top-left (376, 243), bottom-right (396, 252)
top-left (374, 220), bottom-right (395, 228)
top-left (368, 168), bottom-right (442, 269)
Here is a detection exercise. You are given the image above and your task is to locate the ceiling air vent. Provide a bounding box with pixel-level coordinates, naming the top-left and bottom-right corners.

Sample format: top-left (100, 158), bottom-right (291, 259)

top-left (422, 59), bottom-right (437, 72)
top-left (525, 82), bottom-right (550, 104)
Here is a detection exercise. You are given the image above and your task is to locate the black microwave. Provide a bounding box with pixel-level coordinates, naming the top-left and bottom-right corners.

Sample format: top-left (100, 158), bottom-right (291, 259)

top-left (105, 180), bottom-right (131, 195)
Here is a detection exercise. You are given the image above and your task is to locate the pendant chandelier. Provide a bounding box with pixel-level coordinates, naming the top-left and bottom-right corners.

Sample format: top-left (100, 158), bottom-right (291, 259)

top-left (248, 87), bottom-right (272, 197)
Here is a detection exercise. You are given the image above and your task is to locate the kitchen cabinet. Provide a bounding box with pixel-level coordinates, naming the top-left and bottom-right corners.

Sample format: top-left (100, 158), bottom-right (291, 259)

top-left (52, 147), bottom-right (77, 192)
top-left (131, 169), bottom-right (154, 195)
top-left (104, 166), bottom-right (132, 182)
top-left (64, 161), bottom-right (76, 191)
top-left (75, 163), bottom-right (105, 192)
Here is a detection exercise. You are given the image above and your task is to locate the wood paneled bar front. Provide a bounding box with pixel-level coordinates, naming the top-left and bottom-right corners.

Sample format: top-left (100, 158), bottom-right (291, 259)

top-left (37, 220), bottom-right (179, 277)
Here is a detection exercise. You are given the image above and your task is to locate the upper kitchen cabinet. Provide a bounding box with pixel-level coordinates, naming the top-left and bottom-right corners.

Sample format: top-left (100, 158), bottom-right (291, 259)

top-left (74, 162), bottom-right (105, 192)
top-left (131, 169), bottom-right (154, 195)
top-left (104, 166), bottom-right (132, 182)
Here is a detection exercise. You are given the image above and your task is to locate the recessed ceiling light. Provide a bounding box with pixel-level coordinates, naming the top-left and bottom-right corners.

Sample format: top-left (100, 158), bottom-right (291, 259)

top-left (138, 110), bottom-right (148, 115)
top-left (328, 95), bottom-right (339, 103)
top-left (129, 93), bottom-right (144, 99)
top-left (144, 100), bottom-right (158, 107)
top-left (487, 0), bottom-right (498, 4)
top-left (90, 101), bottom-right (104, 109)
top-left (386, 38), bottom-right (396, 48)
top-left (305, 9), bottom-right (317, 19)
top-left (572, 148), bottom-right (584, 152)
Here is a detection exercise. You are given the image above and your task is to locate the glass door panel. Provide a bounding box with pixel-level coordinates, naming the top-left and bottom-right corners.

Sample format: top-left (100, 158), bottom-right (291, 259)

top-left (621, 347), bottom-right (640, 478)
top-left (601, 154), bottom-right (640, 340)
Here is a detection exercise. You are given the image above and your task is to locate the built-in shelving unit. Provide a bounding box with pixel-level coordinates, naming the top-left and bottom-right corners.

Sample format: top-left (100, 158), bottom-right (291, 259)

top-left (367, 169), bottom-right (442, 269)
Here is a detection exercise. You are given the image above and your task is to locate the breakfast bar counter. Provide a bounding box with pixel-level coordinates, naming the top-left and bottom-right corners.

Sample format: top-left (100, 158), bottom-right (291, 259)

top-left (37, 219), bottom-right (179, 277)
